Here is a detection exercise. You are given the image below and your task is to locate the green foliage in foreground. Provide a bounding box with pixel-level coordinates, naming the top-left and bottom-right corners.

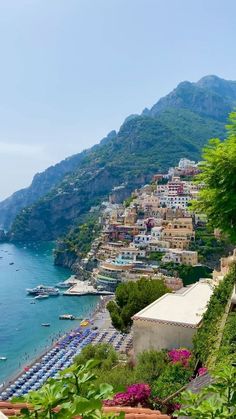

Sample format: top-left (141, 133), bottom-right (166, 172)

top-left (217, 311), bottom-right (236, 364)
top-left (74, 343), bottom-right (136, 393)
top-left (107, 278), bottom-right (170, 332)
top-left (73, 344), bottom-right (195, 401)
top-left (152, 362), bottom-right (193, 400)
top-left (74, 343), bottom-right (118, 371)
top-left (193, 265), bottom-right (236, 364)
top-left (135, 350), bottom-right (168, 385)
top-left (74, 345), bottom-right (169, 393)
top-left (12, 360), bottom-right (119, 419)
top-left (192, 111), bottom-right (236, 243)
top-left (175, 366), bottom-right (236, 418)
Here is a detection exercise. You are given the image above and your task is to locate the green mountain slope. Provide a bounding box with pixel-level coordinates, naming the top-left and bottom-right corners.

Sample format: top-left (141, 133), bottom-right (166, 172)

top-left (0, 151), bottom-right (88, 229)
top-left (146, 75), bottom-right (236, 120)
top-left (5, 75), bottom-right (236, 241)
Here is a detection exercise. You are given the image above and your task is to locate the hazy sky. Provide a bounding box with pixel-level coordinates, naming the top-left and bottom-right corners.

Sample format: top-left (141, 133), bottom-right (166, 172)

top-left (0, 0), bottom-right (235, 200)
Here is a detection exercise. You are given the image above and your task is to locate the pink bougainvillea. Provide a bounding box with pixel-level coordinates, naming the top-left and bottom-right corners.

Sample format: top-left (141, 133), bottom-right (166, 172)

top-left (198, 367), bottom-right (208, 376)
top-left (104, 383), bottom-right (151, 407)
top-left (168, 348), bottom-right (192, 366)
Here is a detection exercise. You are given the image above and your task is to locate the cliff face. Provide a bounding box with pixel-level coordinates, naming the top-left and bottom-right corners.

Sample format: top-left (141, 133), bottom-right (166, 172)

top-left (54, 238), bottom-right (97, 279)
top-left (0, 151), bottom-right (88, 229)
top-left (54, 241), bottom-right (78, 269)
top-left (10, 164), bottom-right (151, 241)
top-left (3, 75), bottom-right (236, 242)
top-left (146, 75), bottom-right (236, 120)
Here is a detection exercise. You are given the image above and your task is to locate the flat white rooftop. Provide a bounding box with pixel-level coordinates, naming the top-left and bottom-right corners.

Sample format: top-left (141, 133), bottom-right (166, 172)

top-left (133, 280), bottom-right (213, 327)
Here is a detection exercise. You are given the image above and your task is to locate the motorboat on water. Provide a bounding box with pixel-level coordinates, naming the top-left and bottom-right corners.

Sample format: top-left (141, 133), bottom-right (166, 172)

top-left (26, 285), bottom-right (60, 296)
top-left (59, 314), bottom-right (75, 320)
top-left (34, 294), bottom-right (49, 300)
top-left (0, 357), bottom-right (7, 361)
top-left (41, 323), bottom-right (50, 327)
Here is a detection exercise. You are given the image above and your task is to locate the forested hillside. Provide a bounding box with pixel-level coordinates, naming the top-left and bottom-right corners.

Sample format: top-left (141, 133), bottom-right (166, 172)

top-left (3, 75), bottom-right (236, 241)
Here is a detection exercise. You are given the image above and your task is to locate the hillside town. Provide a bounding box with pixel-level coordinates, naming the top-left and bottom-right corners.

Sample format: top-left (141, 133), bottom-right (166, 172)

top-left (63, 157), bottom-right (235, 353)
top-left (79, 158), bottom-right (203, 293)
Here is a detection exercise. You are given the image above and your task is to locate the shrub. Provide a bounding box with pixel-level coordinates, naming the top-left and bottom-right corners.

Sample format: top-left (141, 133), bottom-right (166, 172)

top-left (152, 362), bottom-right (193, 400)
top-left (175, 365), bottom-right (236, 418)
top-left (74, 343), bottom-right (118, 371)
top-left (168, 348), bottom-right (192, 366)
top-left (193, 266), bottom-right (236, 364)
top-left (217, 311), bottom-right (236, 364)
top-left (105, 383), bottom-right (151, 407)
top-left (94, 365), bottom-right (137, 393)
top-left (135, 350), bottom-right (168, 384)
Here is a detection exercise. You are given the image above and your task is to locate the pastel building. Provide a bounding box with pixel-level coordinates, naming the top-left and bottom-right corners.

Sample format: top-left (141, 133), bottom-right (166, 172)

top-left (132, 280), bottom-right (213, 356)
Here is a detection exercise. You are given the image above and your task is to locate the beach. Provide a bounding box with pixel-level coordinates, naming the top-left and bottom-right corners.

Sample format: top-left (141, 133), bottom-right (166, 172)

top-left (0, 242), bottom-right (100, 384)
top-left (0, 294), bottom-right (133, 400)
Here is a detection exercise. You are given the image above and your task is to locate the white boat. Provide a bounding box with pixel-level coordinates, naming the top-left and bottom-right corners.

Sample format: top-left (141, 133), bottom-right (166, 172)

top-left (26, 285), bottom-right (60, 296)
top-left (34, 294), bottom-right (49, 300)
top-left (59, 314), bottom-right (75, 320)
top-left (0, 357), bottom-right (7, 361)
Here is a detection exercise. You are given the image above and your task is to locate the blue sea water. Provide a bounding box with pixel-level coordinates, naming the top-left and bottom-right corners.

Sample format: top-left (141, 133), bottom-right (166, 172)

top-left (0, 242), bottom-right (99, 384)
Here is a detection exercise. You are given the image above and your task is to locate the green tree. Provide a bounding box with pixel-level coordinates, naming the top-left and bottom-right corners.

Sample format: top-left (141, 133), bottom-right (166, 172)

top-left (74, 343), bottom-right (118, 371)
top-left (107, 278), bottom-right (170, 332)
top-left (192, 111), bottom-right (236, 242)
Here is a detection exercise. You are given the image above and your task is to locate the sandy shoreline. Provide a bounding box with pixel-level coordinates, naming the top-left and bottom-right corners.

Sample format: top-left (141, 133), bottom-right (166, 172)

top-left (1, 294), bottom-right (113, 391)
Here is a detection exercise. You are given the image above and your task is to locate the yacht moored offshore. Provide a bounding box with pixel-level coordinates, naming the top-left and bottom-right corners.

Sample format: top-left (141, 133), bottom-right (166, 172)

top-left (26, 285), bottom-right (60, 296)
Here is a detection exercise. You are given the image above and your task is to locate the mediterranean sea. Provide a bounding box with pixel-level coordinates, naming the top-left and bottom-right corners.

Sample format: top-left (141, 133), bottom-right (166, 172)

top-left (0, 242), bottom-right (99, 384)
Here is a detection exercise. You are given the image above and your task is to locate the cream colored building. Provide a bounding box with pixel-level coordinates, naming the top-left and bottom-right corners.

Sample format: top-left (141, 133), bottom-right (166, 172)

top-left (181, 250), bottom-right (198, 265)
top-left (132, 280), bottom-right (213, 356)
top-left (162, 249), bottom-right (198, 266)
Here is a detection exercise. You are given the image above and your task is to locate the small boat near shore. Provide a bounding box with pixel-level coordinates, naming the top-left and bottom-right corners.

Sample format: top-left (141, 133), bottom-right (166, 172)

top-left (34, 294), bottom-right (49, 300)
top-left (59, 314), bottom-right (75, 320)
top-left (41, 323), bottom-right (50, 327)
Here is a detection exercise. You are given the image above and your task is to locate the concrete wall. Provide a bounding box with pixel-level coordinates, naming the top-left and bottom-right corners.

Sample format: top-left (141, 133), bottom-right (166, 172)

top-left (133, 319), bottom-right (196, 356)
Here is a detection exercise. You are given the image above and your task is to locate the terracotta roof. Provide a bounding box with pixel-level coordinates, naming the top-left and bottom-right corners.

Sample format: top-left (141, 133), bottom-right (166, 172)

top-left (0, 402), bottom-right (170, 418)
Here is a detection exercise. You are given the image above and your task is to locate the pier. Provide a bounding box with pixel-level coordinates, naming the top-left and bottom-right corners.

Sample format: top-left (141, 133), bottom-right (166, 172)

top-left (63, 278), bottom-right (114, 296)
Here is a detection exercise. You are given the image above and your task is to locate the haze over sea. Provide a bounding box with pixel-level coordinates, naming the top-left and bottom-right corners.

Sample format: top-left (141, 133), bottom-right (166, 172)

top-left (0, 242), bottom-right (99, 384)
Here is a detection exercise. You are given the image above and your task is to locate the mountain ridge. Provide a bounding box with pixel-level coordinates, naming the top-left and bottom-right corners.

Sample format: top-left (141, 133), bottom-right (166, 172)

top-left (1, 75), bottom-right (235, 241)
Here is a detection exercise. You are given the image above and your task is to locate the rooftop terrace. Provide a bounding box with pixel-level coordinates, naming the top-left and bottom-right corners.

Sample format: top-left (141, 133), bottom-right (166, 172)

top-left (133, 280), bottom-right (213, 327)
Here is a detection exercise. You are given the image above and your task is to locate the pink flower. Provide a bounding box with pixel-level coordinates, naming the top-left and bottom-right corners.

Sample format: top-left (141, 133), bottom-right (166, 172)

top-left (198, 367), bottom-right (208, 376)
top-left (104, 383), bottom-right (151, 407)
top-left (168, 348), bottom-right (192, 366)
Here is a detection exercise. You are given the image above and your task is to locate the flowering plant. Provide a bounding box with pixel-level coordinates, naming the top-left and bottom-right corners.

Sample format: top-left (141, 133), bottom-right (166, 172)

top-left (104, 383), bottom-right (151, 407)
top-left (168, 348), bottom-right (192, 366)
top-left (198, 367), bottom-right (208, 376)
